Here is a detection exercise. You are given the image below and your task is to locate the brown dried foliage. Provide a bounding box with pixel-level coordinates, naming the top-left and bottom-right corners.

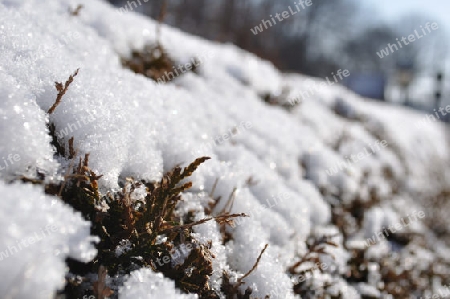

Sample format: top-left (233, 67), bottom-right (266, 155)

top-left (122, 44), bottom-right (175, 82)
top-left (221, 244), bottom-right (270, 299)
top-left (69, 4), bottom-right (83, 16)
top-left (48, 68), bottom-right (79, 114)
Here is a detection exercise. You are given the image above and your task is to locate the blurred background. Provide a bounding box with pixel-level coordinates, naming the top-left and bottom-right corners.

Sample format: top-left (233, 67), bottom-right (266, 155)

top-left (107, 0), bottom-right (449, 117)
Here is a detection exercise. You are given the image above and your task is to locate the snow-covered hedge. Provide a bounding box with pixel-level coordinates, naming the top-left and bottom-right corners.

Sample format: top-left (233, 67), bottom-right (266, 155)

top-left (1, 0), bottom-right (450, 298)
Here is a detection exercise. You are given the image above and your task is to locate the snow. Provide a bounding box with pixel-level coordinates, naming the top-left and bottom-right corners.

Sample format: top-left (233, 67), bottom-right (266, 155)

top-left (0, 0), bottom-right (450, 298)
top-left (0, 72), bottom-right (57, 178)
top-left (0, 181), bottom-right (97, 299)
top-left (120, 270), bottom-right (198, 299)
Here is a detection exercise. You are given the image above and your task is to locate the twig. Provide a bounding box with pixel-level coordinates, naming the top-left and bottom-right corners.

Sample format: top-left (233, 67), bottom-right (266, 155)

top-left (210, 177), bottom-right (219, 198)
top-left (220, 187), bottom-right (237, 215)
top-left (69, 4), bottom-right (83, 16)
top-left (161, 213), bottom-right (247, 234)
top-left (93, 265), bottom-right (113, 299)
top-left (48, 69), bottom-right (79, 114)
top-left (156, 0), bottom-right (167, 46)
top-left (236, 244), bottom-right (269, 286)
top-left (68, 137), bottom-right (76, 159)
top-left (58, 155), bottom-right (76, 197)
top-left (288, 234), bottom-right (338, 273)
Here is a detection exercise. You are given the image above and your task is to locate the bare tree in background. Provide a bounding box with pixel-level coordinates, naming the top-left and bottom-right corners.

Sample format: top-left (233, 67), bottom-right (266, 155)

top-left (394, 14), bottom-right (448, 73)
top-left (342, 26), bottom-right (398, 73)
top-left (107, 0), bottom-right (357, 77)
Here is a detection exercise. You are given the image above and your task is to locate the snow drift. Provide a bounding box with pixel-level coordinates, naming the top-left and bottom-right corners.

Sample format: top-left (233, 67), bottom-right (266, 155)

top-left (0, 0), bottom-right (449, 298)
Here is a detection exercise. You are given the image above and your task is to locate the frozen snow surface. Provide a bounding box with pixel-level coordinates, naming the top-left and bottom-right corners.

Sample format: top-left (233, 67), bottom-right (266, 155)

top-left (0, 0), bottom-right (450, 298)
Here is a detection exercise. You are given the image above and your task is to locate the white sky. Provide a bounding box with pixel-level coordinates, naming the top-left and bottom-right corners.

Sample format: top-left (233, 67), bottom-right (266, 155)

top-left (364, 0), bottom-right (450, 71)
top-left (364, 0), bottom-right (450, 37)
top-left (361, 0), bottom-right (450, 105)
